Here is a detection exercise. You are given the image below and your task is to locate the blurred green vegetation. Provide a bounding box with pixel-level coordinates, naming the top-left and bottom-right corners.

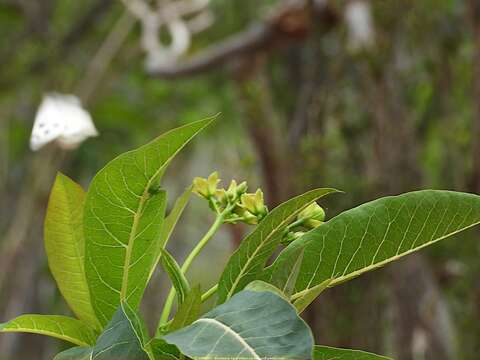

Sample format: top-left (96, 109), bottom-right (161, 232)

top-left (1, 0), bottom-right (480, 359)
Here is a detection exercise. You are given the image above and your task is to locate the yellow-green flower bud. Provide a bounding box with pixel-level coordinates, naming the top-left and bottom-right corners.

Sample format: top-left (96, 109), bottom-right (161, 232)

top-left (298, 202), bottom-right (325, 222)
top-left (242, 211), bottom-right (259, 225)
top-left (192, 171), bottom-right (220, 198)
top-left (282, 231), bottom-right (305, 245)
top-left (304, 219), bottom-right (324, 229)
top-left (215, 189), bottom-right (228, 207)
top-left (226, 180), bottom-right (238, 200)
top-left (240, 189), bottom-right (267, 217)
top-left (236, 181), bottom-right (248, 196)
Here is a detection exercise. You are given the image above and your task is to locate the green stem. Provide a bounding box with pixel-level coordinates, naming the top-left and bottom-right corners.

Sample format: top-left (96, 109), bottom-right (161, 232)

top-left (201, 284), bottom-right (218, 302)
top-left (157, 208), bottom-right (229, 333)
top-left (286, 218), bottom-right (305, 231)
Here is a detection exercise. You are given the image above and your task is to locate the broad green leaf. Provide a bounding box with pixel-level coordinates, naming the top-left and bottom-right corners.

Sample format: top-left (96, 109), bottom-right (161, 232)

top-left (54, 347), bottom-right (92, 360)
top-left (149, 339), bottom-right (180, 360)
top-left (163, 290), bottom-right (314, 360)
top-left (293, 279), bottom-right (331, 313)
top-left (149, 187), bottom-right (192, 280)
top-left (169, 286), bottom-right (202, 331)
top-left (217, 188), bottom-right (337, 303)
top-left (0, 315), bottom-right (97, 347)
top-left (313, 346), bottom-right (391, 360)
top-left (267, 245), bottom-right (304, 297)
top-left (160, 248), bottom-right (191, 304)
top-left (244, 280), bottom-right (289, 301)
top-left (54, 303), bottom-right (154, 360)
top-left (278, 190), bottom-right (480, 300)
top-left (45, 173), bottom-right (100, 330)
top-left (84, 117), bottom-right (214, 326)
top-left (92, 302), bottom-right (151, 360)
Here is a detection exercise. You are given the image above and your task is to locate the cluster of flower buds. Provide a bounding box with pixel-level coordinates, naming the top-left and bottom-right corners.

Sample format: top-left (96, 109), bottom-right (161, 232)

top-left (282, 202), bottom-right (326, 245)
top-left (192, 172), bottom-right (268, 225)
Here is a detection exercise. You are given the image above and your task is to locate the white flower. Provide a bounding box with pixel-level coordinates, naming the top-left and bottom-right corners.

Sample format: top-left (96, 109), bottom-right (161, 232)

top-left (30, 93), bottom-right (98, 151)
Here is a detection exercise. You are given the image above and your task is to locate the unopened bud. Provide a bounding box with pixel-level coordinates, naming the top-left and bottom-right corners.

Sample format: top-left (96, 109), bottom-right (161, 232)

top-left (282, 231), bottom-right (305, 245)
top-left (192, 171), bottom-right (220, 198)
top-left (304, 219), bottom-right (324, 229)
top-left (240, 189), bottom-right (267, 217)
top-left (298, 202), bottom-right (325, 222)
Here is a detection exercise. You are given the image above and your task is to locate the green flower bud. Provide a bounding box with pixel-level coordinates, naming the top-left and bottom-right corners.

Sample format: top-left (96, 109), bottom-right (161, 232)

top-left (214, 189), bottom-right (228, 207)
top-left (240, 189), bottom-right (267, 217)
top-left (282, 231), bottom-right (305, 245)
top-left (236, 181), bottom-right (248, 196)
top-left (226, 180), bottom-right (238, 200)
top-left (242, 211), bottom-right (259, 225)
top-left (298, 202), bottom-right (325, 222)
top-left (304, 219), bottom-right (324, 229)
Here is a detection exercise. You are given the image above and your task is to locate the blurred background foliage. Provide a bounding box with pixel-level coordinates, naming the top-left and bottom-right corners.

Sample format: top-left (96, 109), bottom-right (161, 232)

top-left (1, 0), bottom-right (480, 359)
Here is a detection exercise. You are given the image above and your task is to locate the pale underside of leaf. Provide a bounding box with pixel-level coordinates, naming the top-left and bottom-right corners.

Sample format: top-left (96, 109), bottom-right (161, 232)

top-left (285, 190), bottom-right (480, 299)
top-left (0, 315), bottom-right (97, 347)
top-left (164, 290), bottom-right (313, 360)
top-left (54, 302), bottom-right (154, 360)
top-left (84, 117), bottom-right (215, 326)
top-left (54, 346), bottom-right (93, 360)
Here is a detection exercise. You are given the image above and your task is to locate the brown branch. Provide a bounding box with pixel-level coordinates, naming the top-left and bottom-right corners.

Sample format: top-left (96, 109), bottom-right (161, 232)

top-left (148, 0), bottom-right (336, 78)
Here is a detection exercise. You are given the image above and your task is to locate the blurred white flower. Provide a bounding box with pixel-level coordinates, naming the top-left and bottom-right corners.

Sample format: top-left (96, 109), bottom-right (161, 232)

top-left (30, 93), bottom-right (98, 151)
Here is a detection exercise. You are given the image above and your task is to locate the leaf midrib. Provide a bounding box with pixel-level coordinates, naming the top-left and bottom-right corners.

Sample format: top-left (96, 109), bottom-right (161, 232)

top-left (0, 326), bottom-right (93, 347)
top-left (291, 219), bottom-right (480, 299)
top-left (225, 191), bottom-right (334, 300)
top-left (225, 210), bottom-right (299, 300)
top-left (196, 318), bottom-right (261, 360)
top-left (120, 168), bottom-right (158, 300)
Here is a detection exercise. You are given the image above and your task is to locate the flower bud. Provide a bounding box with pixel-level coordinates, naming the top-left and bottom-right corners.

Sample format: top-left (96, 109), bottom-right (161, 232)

top-left (240, 189), bottom-right (267, 217)
top-left (282, 231), bottom-right (305, 245)
top-left (215, 189), bottom-right (228, 207)
top-left (242, 212), bottom-right (259, 225)
top-left (298, 202), bottom-right (325, 222)
top-left (192, 171), bottom-right (220, 198)
top-left (226, 180), bottom-right (238, 200)
top-left (236, 181), bottom-right (248, 196)
top-left (304, 219), bottom-right (324, 229)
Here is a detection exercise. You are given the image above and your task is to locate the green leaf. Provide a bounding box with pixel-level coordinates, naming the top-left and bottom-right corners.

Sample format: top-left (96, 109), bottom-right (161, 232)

top-left (267, 245), bottom-right (305, 297)
top-left (160, 248), bottom-right (191, 304)
top-left (45, 173), bottom-right (100, 330)
top-left (313, 345), bottom-right (392, 360)
top-left (217, 188), bottom-right (338, 303)
top-left (92, 302), bottom-right (151, 360)
top-left (169, 286), bottom-right (202, 332)
top-left (149, 339), bottom-right (180, 360)
top-left (54, 302), bottom-right (154, 360)
top-left (0, 315), bottom-right (97, 347)
top-left (244, 280), bottom-right (289, 301)
top-left (54, 347), bottom-right (93, 360)
top-left (279, 190), bottom-right (480, 301)
top-left (293, 279), bottom-right (331, 313)
top-left (84, 117), bottom-right (214, 326)
top-left (160, 187), bottom-right (192, 249)
top-left (163, 289), bottom-right (314, 360)
top-left (149, 187), bottom-right (192, 280)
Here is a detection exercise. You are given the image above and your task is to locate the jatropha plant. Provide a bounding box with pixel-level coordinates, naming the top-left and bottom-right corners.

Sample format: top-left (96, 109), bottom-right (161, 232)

top-left (2, 117), bottom-right (480, 360)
